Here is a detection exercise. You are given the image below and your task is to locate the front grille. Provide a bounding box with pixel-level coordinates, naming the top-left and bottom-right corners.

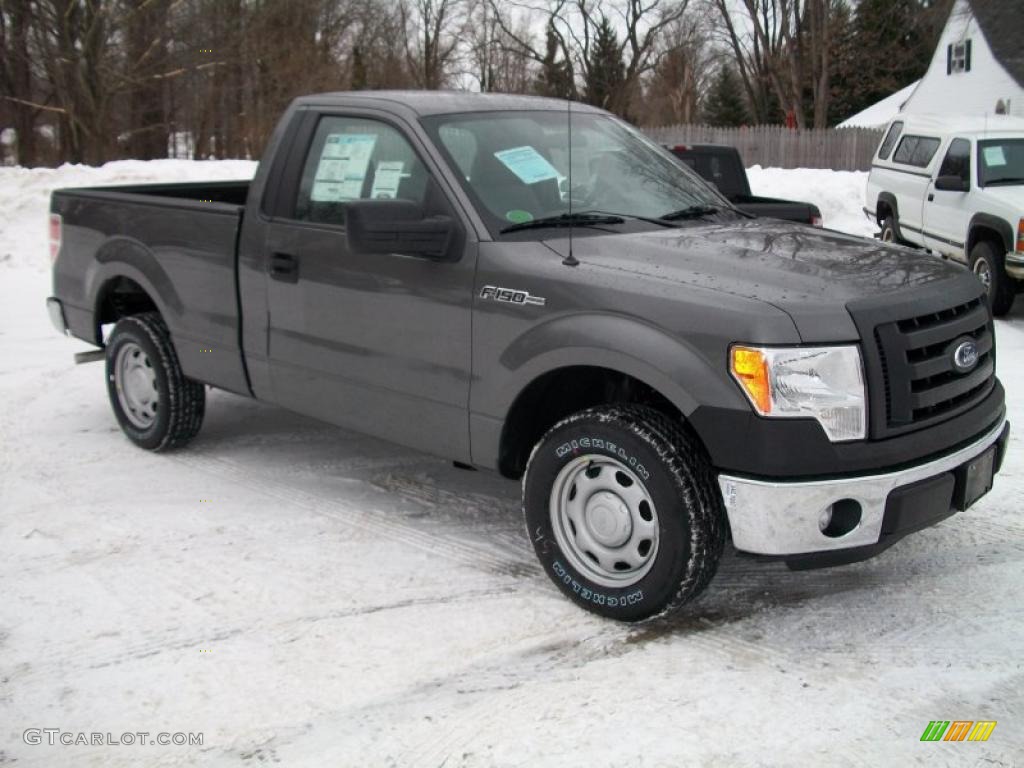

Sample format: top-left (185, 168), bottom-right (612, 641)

top-left (872, 297), bottom-right (995, 435)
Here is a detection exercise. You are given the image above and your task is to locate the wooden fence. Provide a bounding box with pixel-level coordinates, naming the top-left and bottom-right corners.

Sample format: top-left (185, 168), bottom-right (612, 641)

top-left (644, 124), bottom-right (884, 171)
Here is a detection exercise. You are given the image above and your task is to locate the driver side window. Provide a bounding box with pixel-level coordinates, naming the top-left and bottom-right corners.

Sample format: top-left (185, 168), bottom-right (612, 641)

top-left (294, 116), bottom-right (429, 225)
top-left (938, 138), bottom-right (971, 185)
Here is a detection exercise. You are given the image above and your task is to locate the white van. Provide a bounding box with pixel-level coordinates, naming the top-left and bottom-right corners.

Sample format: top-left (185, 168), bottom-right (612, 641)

top-left (864, 114), bottom-right (1024, 315)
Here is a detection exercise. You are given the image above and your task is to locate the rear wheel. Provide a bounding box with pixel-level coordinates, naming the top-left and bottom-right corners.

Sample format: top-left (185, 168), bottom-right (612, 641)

top-left (523, 405), bottom-right (725, 622)
top-left (105, 312), bottom-right (205, 450)
top-left (970, 240), bottom-right (1015, 316)
top-left (880, 214), bottom-right (901, 244)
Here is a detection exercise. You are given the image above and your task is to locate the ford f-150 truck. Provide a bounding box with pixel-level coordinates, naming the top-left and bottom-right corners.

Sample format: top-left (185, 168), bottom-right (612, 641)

top-left (47, 91), bottom-right (1010, 621)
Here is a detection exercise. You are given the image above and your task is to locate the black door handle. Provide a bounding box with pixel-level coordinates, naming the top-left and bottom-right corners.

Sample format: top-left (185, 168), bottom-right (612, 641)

top-left (927, 193), bottom-right (935, 201)
top-left (269, 252), bottom-right (298, 283)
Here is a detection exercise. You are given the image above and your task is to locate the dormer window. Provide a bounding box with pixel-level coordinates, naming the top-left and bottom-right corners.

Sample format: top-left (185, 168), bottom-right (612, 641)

top-left (947, 39), bottom-right (972, 73)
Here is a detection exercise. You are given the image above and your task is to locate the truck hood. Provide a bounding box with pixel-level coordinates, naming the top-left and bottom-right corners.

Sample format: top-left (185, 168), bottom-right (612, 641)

top-left (976, 185), bottom-right (1024, 212)
top-left (542, 218), bottom-right (979, 342)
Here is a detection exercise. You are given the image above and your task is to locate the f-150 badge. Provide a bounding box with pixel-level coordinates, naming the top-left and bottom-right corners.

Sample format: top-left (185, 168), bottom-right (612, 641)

top-left (479, 285), bottom-right (547, 307)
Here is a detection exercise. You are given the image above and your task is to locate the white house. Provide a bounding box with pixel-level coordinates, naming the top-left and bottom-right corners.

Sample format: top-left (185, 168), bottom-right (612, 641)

top-left (840, 0), bottom-right (1023, 127)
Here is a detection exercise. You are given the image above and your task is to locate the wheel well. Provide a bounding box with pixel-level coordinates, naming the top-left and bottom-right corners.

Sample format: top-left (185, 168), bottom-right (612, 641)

top-left (497, 366), bottom-right (682, 479)
top-left (967, 226), bottom-right (1005, 257)
top-left (875, 199), bottom-right (893, 227)
top-left (95, 277), bottom-right (159, 341)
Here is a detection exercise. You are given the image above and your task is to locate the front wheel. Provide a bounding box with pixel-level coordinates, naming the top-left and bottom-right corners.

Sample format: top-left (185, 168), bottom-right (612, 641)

top-left (105, 312), bottom-right (205, 451)
top-left (970, 240), bottom-right (1015, 317)
top-left (524, 405), bottom-right (725, 621)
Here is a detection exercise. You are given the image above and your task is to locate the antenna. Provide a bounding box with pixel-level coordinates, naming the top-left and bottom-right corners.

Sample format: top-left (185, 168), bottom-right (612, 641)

top-left (563, 95), bottom-right (579, 267)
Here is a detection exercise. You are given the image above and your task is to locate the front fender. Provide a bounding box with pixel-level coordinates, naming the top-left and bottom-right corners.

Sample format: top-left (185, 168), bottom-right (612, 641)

top-left (488, 312), bottom-right (747, 419)
top-left (968, 213), bottom-right (1014, 254)
top-left (468, 311), bottom-right (754, 470)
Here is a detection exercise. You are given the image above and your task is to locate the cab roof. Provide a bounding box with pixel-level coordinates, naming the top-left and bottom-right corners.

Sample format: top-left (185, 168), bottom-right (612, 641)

top-left (890, 113), bottom-right (1024, 138)
top-left (293, 90), bottom-right (606, 117)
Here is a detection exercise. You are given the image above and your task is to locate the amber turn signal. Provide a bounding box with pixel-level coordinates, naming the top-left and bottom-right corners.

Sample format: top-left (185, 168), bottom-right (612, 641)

top-left (730, 346), bottom-right (772, 415)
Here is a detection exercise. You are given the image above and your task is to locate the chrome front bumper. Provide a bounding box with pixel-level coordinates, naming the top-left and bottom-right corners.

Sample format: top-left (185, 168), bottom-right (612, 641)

top-left (1005, 251), bottom-right (1024, 280)
top-left (718, 418), bottom-right (1007, 556)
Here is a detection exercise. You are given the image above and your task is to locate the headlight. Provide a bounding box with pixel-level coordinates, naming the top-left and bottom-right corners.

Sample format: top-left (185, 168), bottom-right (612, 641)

top-left (730, 344), bottom-right (866, 442)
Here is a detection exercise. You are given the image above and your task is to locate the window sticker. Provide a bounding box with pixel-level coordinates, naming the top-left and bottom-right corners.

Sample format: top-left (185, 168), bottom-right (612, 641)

top-left (311, 133), bottom-right (377, 202)
top-left (982, 145), bottom-right (1007, 167)
top-left (370, 160), bottom-right (405, 199)
top-left (494, 146), bottom-right (560, 185)
top-left (505, 209), bottom-right (534, 223)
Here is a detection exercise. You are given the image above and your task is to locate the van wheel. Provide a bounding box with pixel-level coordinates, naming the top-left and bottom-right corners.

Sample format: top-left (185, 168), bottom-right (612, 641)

top-left (523, 405), bottom-right (725, 622)
top-left (970, 241), bottom-right (1015, 316)
top-left (105, 312), bottom-right (205, 450)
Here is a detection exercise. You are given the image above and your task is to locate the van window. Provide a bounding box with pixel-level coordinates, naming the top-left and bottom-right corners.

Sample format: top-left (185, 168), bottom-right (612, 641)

top-left (892, 135), bottom-right (941, 168)
top-left (877, 121), bottom-right (903, 160)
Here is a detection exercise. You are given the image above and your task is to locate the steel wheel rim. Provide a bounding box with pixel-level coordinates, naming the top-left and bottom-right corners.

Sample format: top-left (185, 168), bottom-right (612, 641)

top-left (973, 258), bottom-right (992, 291)
top-left (549, 454), bottom-right (659, 588)
top-left (115, 341), bottom-right (159, 429)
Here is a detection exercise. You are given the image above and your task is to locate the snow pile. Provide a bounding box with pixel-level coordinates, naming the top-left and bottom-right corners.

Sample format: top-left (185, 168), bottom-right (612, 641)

top-left (0, 159), bottom-right (256, 271)
top-left (746, 165), bottom-right (876, 238)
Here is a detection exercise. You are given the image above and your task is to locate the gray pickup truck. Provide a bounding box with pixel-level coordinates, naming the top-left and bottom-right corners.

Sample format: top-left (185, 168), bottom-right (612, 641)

top-left (47, 91), bottom-right (1009, 621)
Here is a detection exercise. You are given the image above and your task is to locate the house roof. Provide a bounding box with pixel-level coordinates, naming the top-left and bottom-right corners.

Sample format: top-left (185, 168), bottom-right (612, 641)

top-left (838, 81), bottom-right (920, 128)
top-left (970, 0), bottom-right (1024, 88)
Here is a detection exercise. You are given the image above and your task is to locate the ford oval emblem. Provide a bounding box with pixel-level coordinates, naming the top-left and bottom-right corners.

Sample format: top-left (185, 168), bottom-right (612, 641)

top-left (952, 339), bottom-right (979, 373)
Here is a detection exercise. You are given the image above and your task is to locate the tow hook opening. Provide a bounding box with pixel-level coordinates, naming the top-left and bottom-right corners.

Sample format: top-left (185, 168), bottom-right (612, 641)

top-left (818, 499), bottom-right (862, 538)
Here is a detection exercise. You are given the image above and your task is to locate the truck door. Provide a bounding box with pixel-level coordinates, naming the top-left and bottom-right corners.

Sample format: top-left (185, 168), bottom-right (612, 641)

top-left (261, 112), bottom-right (475, 461)
top-left (922, 137), bottom-right (972, 261)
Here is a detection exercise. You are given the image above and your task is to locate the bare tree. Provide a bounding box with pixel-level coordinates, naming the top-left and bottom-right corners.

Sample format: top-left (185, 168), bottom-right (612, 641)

top-left (125, 0), bottom-right (171, 159)
top-left (466, 0), bottom-right (535, 92)
top-left (640, 14), bottom-right (712, 125)
top-left (400, 0), bottom-right (466, 88)
top-left (0, 0), bottom-right (40, 165)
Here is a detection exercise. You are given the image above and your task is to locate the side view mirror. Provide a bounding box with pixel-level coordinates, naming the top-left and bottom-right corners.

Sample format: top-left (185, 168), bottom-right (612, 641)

top-left (934, 175), bottom-right (968, 192)
top-left (345, 199), bottom-right (455, 259)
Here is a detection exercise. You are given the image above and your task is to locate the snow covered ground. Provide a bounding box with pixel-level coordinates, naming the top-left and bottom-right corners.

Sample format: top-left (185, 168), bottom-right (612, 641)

top-left (1, 161), bottom-right (1022, 767)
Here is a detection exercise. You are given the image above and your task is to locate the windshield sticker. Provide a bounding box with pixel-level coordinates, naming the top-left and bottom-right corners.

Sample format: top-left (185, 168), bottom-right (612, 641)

top-left (982, 145), bottom-right (1007, 167)
top-left (311, 133), bottom-right (377, 202)
top-left (370, 160), bottom-right (405, 199)
top-left (505, 209), bottom-right (534, 223)
top-left (494, 146), bottom-right (560, 185)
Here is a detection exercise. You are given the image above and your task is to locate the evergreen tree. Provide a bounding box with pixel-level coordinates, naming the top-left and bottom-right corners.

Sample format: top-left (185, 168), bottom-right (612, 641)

top-left (534, 25), bottom-right (575, 99)
top-left (841, 0), bottom-right (949, 120)
top-left (584, 16), bottom-right (624, 111)
top-left (826, 0), bottom-right (857, 125)
top-left (703, 66), bottom-right (750, 126)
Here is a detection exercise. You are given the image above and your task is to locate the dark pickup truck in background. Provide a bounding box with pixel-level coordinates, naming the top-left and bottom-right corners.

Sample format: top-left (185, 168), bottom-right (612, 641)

top-left (667, 143), bottom-right (823, 227)
top-left (47, 91), bottom-right (1008, 621)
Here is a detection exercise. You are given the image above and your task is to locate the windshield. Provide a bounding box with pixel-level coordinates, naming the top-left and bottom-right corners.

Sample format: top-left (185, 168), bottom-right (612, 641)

top-left (978, 139), bottom-right (1024, 186)
top-left (420, 110), bottom-right (730, 236)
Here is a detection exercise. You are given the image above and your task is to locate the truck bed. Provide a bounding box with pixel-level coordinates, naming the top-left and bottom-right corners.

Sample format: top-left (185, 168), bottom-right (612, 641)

top-left (51, 180), bottom-right (251, 395)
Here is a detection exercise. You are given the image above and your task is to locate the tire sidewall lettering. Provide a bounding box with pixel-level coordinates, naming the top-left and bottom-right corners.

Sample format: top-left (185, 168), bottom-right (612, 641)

top-left (553, 436), bottom-right (650, 481)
